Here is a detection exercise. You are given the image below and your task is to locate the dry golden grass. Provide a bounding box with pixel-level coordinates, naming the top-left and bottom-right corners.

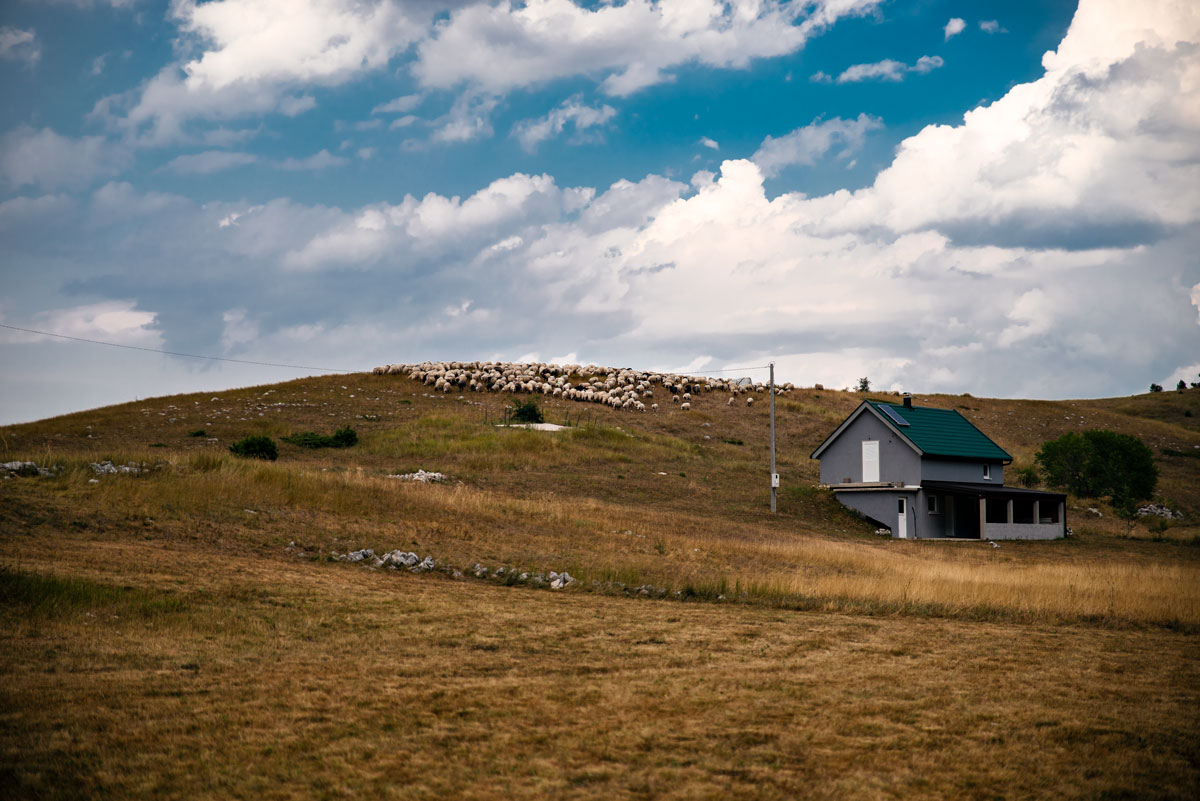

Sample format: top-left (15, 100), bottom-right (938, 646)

top-left (2, 373), bottom-right (1199, 798)
top-left (2, 539), bottom-right (1198, 801)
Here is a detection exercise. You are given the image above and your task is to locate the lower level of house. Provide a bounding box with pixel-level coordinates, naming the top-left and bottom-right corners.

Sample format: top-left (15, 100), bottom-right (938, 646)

top-left (832, 480), bottom-right (1066, 540)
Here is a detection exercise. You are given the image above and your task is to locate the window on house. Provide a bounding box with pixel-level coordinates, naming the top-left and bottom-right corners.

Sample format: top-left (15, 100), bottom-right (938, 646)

top-left (927, 494), bottom-right (940, 514)
top-left (983, 464), bottom-right (992, 480)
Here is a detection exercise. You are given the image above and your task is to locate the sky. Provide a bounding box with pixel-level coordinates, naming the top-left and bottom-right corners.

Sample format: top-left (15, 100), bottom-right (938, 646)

top-left (1, 0), bottom-right (1198, 425)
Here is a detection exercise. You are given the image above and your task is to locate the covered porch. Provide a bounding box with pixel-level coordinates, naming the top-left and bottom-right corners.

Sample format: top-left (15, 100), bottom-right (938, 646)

top-left (921, 481), bottom-right (1067, 540)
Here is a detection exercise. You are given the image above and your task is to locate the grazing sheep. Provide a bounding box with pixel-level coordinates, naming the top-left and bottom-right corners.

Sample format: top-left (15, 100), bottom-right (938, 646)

top-left (651, 403), bottom-right (659, 412)
top-left (672, 395), bottom-right (680, 404)
top-left (681, 402), bottom-right (691, 411)
top-left (746, 397), bottom-right (754, 406)
top-left (727, 397), bottom-right (735, 406)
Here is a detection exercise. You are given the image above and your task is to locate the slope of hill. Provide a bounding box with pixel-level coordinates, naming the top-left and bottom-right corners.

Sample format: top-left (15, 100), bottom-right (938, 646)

top-left (2, 369), bottom-right (1198, 799)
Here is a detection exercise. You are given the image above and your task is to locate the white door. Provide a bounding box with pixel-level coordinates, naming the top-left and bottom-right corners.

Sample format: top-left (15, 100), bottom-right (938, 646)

top-left (897, 498), bottom-right (908, 539)
top-left (862, 440), bottom-right (880, 482)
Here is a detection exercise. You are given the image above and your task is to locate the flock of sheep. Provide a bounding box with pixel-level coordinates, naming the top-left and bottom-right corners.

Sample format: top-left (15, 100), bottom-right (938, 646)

top-left (372, 361), bottom-right (795, 413)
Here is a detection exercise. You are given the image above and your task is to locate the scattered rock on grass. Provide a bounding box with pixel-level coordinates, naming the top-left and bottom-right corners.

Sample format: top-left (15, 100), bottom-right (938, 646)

top-left (1137, 504), bottom-right (1183, 519)
top-left (387, 469), bottom-right (447, 483)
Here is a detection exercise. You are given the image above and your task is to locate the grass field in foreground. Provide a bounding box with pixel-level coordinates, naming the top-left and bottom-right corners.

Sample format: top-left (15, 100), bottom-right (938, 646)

top-left (1, 373), bottom-right (1199, 798)
top-left (2, 541), bottom-right (1198, 801)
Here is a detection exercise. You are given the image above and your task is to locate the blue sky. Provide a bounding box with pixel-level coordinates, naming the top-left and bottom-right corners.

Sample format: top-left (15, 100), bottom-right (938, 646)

top-left (1, 0), bottom-right (1198, 424)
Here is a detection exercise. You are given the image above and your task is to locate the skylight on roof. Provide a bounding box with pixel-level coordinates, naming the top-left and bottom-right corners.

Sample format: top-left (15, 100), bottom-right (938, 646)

top-left (879, 405), bottom-right (910, 427)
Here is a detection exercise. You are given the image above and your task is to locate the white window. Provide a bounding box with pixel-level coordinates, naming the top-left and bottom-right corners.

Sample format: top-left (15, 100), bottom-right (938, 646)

top-left (983, 464), bottom-right (992, 480)
top-left (927, 494), bottom-right (940, 514)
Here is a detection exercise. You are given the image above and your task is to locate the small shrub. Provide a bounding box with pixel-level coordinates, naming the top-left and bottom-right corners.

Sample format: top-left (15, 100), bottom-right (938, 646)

top-left (187, 429), bottom-right (207, 437)
top-left (1149, 383), bottom-right (1163, 392)
top-left (1015, 465), bottom-right (1040, 488)
top-left (229, 435), bottom-right (278, 461)
top-left (510, 399), bottom-right (544, 424)
top-left (856, 377), bottom-right (871, 392)
top-left (282, 427), bottom-right (357, 449)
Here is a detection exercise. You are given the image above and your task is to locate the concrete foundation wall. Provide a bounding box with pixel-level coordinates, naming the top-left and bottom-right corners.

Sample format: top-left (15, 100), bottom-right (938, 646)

top-left (983, 522), bottom-right (1063, 540)
top-left (835, 490), bottom-right (921, 538)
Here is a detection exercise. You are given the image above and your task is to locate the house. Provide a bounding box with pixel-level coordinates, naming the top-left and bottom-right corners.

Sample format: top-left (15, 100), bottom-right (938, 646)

top-left (810, 395), bottom-right (1066, 540)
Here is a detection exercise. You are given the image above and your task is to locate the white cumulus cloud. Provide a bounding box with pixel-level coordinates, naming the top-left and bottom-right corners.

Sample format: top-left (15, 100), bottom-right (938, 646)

top-left (835, 54), bottom-right (944, 83)
top-left (751, 114), bottom-right (882, 177)
top-left (415, 0), bottom-right (884, 97)
top-left (944, 17), bottom-right (966, 40)
top-left (512, 96), bottom-right (617, 152)
top-left (0, 26), bottom-right (40, 65)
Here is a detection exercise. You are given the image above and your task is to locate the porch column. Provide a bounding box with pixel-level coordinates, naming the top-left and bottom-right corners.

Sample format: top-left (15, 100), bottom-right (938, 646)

top-left (1034, 500), bottom-right (1040, 524)
top-left (1006, 499), bottom-right (1013, 524)
top-left (979, 495), bottom-right (986, 538)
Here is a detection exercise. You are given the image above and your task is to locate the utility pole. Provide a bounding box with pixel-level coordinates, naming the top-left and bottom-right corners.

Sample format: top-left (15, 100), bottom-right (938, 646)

top-left (769, 361), bottom-right (778, 514)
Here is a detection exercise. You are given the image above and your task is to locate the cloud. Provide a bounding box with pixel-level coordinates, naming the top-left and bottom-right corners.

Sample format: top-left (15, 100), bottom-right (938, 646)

top-left (414, 0), bottom-right (884, 97)
top-left (980, 20), bottom-right (1006, 34)
top-left (431, 92), bottom-right (499, 143)
top-left (372, 93), bottom-right (423, 115)
top-left (0, 26), bottom-right (41, 66)
top-left (511, 96), bottom-right (617, 152)
top-left (944, 18), bottom-right (966, 40)
top-left (283, 171), bottom-right (598, 271)
top-left (6, 0), bottom-right (1198, 411)
top-left (275, 149), bottom-right (349, 171)
top-left (161, 150), bottom-right (258, 174)
top-left (1, 300), bottom-right (161, 347)
top-left (172, 0), bottom-right (421, 90)
top-left (809, 70), bottom-right (832, 84)
top-left (751, 114), bottom-right (882, 177)
top-left (699, 136), bottom-right (720, 151)
top-left (0, 127), bottom-right (131, 190)
top-left (835, 55), bottom-right (943, 83)
top-left (100, 0), bottom-right (429, 142)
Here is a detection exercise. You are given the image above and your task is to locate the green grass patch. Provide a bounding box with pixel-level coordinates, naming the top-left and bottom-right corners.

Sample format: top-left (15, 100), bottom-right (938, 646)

top-left (0, 566), bottom-right (186, 618)
top-left (282, 426), bottom-right (358, 449)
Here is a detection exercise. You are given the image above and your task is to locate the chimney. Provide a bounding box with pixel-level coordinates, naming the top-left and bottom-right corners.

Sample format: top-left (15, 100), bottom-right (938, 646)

top-left (902, 393), bottom-right (913, 409)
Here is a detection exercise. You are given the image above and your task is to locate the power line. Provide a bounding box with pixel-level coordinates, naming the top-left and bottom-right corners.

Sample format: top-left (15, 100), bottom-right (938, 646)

top-left (667, 364), bottom-right (771, 374)
top-left (0, 323), bottom-right (354, 373)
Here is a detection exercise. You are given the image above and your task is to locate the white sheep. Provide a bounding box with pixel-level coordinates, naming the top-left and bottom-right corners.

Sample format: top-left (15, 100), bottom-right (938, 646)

top-left (746, 397), bottom-right (754, 406)
top-left (681, 402), bottom-right (691, 411)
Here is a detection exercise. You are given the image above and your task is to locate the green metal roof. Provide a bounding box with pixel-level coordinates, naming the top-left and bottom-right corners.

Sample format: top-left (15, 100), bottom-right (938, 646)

top-left (867, 401), bottom-right (1012, 462)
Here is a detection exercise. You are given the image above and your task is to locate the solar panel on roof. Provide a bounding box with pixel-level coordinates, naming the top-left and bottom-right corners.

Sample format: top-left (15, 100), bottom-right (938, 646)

top-left (879, 405), bottom-right (910, 426)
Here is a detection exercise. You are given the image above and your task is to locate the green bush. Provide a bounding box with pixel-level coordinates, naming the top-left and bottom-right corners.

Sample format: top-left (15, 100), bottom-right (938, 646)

top-left (282, 426), bottom-right (358, 449)
top-left (229, 435), bottom-right (278, 461)
top-left (187, 429), bottom-right (207, 437)
top-left (1035, 429), bottom-right (1157, 512)
top-left (1014, 465), bottom-right (1040, 488)
top-left (510, 399), bottom-right (544, 424)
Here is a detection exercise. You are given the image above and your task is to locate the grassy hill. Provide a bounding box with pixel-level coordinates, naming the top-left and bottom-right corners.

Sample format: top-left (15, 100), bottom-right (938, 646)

top-left (2, 371), bottom-right (1198, 799)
